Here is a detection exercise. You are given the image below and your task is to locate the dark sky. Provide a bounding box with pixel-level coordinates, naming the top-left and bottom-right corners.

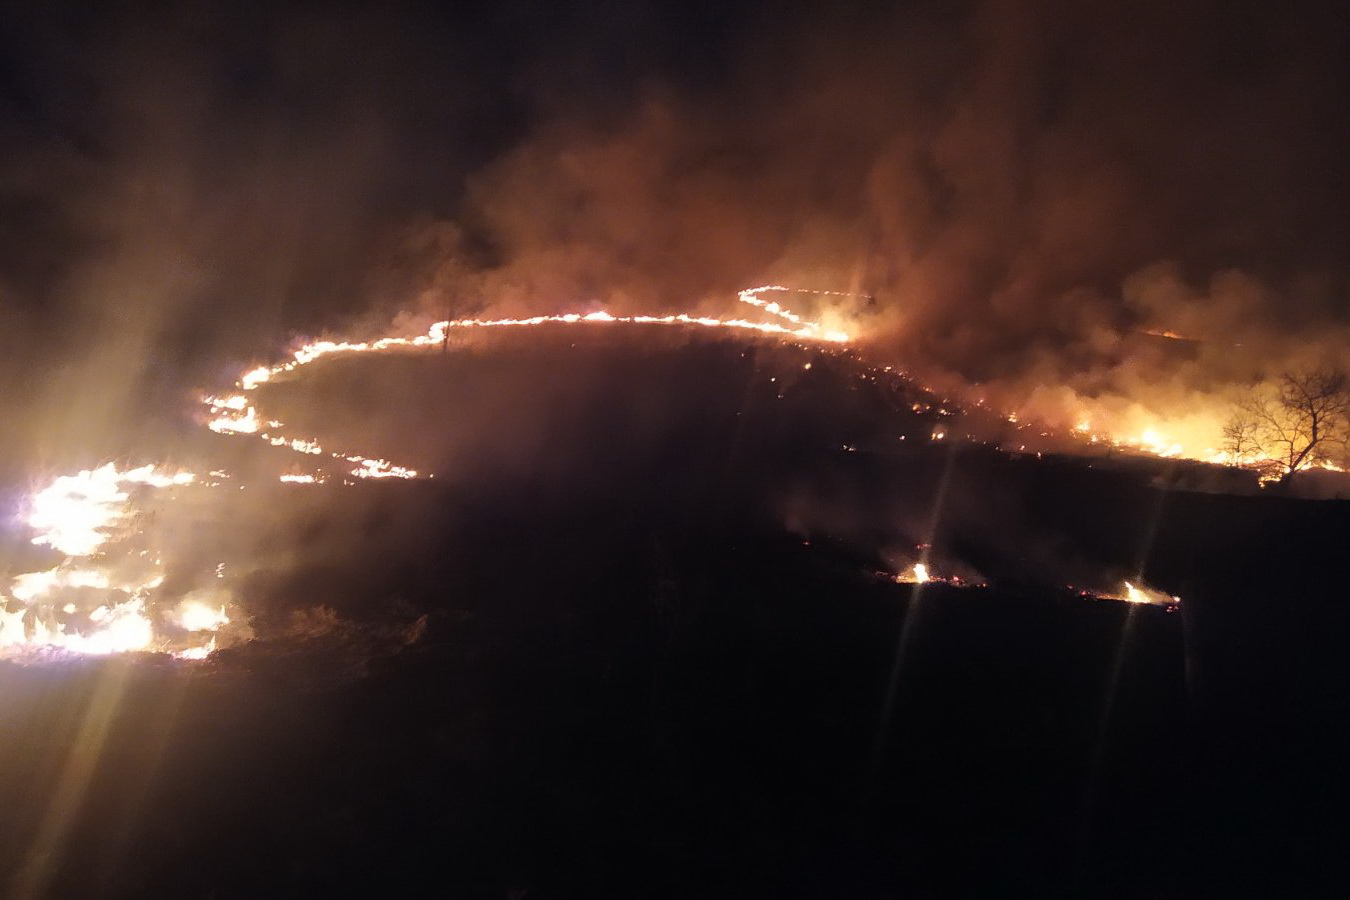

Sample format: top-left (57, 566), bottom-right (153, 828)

top-left (1, 0), bottom-right (1348, 458)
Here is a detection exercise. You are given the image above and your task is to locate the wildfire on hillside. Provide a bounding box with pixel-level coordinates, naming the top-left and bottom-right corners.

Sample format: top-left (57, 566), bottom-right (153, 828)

top-left (0, 284), bottom-right (1320, 660)
top-left (1, 287), bottom-right (850, 659)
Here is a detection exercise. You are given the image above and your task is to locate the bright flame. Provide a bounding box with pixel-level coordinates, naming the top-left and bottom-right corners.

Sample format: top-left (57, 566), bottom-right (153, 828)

top-left (1107, 580), bottom-right (1180, 607)
top-left (206, 397), bottom-right (261, 434)
top-left (0, 604), bottom-right (29, 649)
top-left (174, 637), bottom-right (217, 660)
top-left (890, 560), bottom-right (981, 587)
top-left (1008, 401), bottom-right (1347, 481)
top-left (175, 598), bottom-right (230, 632)
top-left (63, 599), bottom-right (156, 655)
top-left (10, 568), bottom-right (110, 603)
top-left (2, 464), bottom-right (205, 659)
top-left (350, 458), bottom-right (419, 479)
top-left (26, 463), bottom-right (193, 556)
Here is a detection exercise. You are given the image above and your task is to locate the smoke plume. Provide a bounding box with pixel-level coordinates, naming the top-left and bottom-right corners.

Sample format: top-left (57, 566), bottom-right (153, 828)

top-left (2, 0), bottom-right (1349, 463)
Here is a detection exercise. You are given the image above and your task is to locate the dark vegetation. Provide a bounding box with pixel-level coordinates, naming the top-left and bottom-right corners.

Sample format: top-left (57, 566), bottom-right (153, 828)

top-left (2, 331), bottom-right (1348, 897)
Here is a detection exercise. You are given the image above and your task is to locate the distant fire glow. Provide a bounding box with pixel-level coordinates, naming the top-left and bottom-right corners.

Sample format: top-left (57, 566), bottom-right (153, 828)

top-left (890, 558), bottom-right (982, 588)
top-left (1073, 581), bottom-right (1181, 610)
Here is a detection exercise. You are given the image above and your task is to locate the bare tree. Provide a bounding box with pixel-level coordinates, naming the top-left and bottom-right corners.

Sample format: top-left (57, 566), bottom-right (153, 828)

top-left (1223, 368), bottom-right (1350, 483)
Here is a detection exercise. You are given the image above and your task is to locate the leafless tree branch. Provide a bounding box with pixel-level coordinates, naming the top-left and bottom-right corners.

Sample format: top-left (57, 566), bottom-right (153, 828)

top-left (1223, 367), bottom-right (1350, 484)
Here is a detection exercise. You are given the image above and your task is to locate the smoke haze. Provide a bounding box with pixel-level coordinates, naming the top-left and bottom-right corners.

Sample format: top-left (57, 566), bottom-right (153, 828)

top-left (2, 0), bottom-right (1349, 462)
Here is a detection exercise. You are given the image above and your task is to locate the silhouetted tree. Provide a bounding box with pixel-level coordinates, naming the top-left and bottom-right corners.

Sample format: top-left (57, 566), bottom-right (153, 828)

top-left (1223, 368), bottom-right (1350, 483)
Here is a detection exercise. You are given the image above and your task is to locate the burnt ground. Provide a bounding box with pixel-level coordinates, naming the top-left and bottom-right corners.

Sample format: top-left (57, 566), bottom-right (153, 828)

top-left (2, 329), bottom-right (1348, 897)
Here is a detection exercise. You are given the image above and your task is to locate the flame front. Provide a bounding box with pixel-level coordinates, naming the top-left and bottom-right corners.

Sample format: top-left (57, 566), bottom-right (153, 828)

top-left (206, 286), bottom-right (854, 484)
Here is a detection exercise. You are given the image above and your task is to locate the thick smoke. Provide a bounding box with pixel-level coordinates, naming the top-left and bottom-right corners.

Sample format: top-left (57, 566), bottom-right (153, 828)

top-left (424, 0), bottom-right (1350, 450)
top-left (2, 0), bottom-right (1349, 465)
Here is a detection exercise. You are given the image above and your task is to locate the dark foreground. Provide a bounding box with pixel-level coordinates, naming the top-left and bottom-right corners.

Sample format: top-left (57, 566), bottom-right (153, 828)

top-left (2, 333), bottom-right (1348, 897)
